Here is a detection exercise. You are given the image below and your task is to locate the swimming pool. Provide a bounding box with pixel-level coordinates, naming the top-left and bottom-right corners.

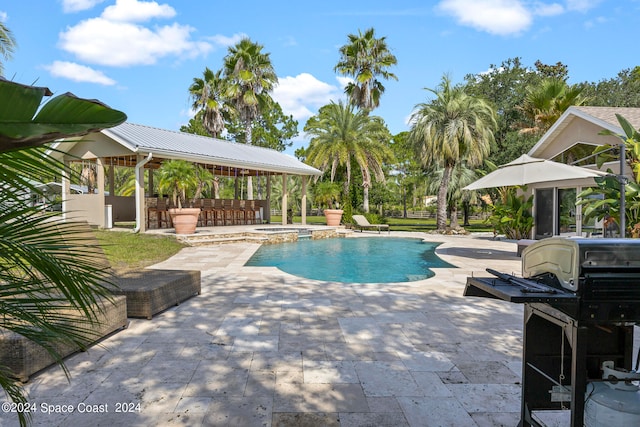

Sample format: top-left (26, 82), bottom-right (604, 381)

top-left (245, 237), bottom-right (455, 283)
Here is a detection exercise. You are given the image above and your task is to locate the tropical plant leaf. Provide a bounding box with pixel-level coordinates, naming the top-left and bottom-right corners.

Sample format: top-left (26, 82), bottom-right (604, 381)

top-left (0, 79), bottom-right (126, 426)
top-left (0, 78), bottom-right (126, 152)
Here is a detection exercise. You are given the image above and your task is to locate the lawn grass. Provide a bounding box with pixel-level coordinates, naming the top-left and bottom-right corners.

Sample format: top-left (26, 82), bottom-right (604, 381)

top-left (274, 215), bottom-right (494, 233)
top-left (94, 229), bottom-right (186, 273)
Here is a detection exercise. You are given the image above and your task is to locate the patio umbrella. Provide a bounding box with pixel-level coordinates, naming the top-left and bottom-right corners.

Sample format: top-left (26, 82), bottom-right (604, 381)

top-left (463, 154), bottom-right (607, 190)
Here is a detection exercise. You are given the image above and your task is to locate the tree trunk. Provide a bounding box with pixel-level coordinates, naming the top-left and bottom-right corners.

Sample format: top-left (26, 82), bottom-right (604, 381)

top-left (436, 166), bottom-right (452, 231)
top-left (450, 204), bottom-right (459, 228)
top-left (463, 201), bottom-right (470, 226)
top-left (363, 183), bottom-right (370, 213)
top-left (362, 168), bottom-right (371, 213)
top-left (402, 184), bottom-right (407, 218)
top-left (213, 177), bottom-right (220, 199)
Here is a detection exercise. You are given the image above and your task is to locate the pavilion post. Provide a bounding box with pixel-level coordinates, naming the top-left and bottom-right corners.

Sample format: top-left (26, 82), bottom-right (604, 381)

top-left (301, 176), bottom-right (307, 225)
top-left (265, 174), bottom-right (271, 223)
top-left (282, 174), bottom-right (288, 225)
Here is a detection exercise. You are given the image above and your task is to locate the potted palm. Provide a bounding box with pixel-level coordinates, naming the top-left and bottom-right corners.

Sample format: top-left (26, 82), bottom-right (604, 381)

top-left (315, 181), bottom-right (343, 226)
top-left (157, 159), bottom-right (200, 234)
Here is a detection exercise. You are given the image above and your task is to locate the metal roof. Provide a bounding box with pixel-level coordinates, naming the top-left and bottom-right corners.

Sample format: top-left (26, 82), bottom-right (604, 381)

top-left (102, 122), bottom-right (321, 176)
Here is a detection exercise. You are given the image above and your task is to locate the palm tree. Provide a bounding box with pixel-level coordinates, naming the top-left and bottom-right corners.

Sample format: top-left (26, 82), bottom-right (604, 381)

top-left (334, 27), bottom-right (398, 112)
top-left (516, 78), bottom-right (587, 135)
top-left (157, 159), bottom-right (198, 209)
top-left (0, 22), bottom-right (16, 76)
top-left (426, 163), bottom-right (480, 228)
top-left (188, 67), bottom-right (228, 138)
top-left (409, 74), bottom-right (496, 231)
top-left (304, 100), bottom-right (394, 212)
top-left (0, 78), bottom-right (126, 426)
top-left (223, 38), bottom-right (277, 199)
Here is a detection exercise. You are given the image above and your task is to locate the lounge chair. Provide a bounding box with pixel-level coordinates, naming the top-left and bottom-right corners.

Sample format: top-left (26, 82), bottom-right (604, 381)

top-left (352, 215), bottom-right (390, 234)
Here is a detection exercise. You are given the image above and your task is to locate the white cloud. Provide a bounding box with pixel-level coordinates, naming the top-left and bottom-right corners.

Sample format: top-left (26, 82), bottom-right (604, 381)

top-left (533, 2), bottom-right (564, 17)
top-left (336, 76), bottom-right (352, 88)
top-left (62, 0), bottom-right (105, 13)
top-left (0, 11), bottom-right (7, 22)
top-left (584, 15), bottom-right (608, 28)
top-left (58, 18), bottom-right (211, 66)
top-left (102, 0), bottom-right (176, 23)
top-left (272, 73), bottom-right (342, 120)
top-left (566, 0), bottom-right (602, 12)
top-left (437, 0), bottom-right (533, 35)
top-left (281, 36), bottom-right (298, 47)
top-left (207, 33), bottom-right (248, 48)
top-left (44, 60), bottom-right (116, 85)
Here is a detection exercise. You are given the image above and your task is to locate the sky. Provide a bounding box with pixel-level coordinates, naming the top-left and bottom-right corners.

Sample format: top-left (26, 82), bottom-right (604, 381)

top-left (1, 0), bottom-right (639, 155)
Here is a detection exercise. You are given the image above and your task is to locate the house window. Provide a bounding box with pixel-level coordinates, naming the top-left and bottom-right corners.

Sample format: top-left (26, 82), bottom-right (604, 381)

top-left (535, 188), bottom-right (554, 239)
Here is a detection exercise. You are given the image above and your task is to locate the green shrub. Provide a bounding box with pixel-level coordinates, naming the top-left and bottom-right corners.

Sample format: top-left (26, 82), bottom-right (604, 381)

top-left (485, 188), bottom-right (533, 239)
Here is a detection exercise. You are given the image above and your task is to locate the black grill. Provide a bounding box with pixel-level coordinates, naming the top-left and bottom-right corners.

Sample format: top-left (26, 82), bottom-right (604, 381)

top-left (464, 238), bottom-right (640, 427)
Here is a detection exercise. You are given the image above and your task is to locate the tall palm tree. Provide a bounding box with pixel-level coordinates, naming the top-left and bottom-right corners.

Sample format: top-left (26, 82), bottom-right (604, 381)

top-left (188, 67), bottom-right (228, 138)
top-left (223, 38), bottom-right (277, 199)
top-left (0, 78), bottom-right (126, 426)
top-left (334, 27), bottom-right (398, 112)
top-left (0, 22), bottom-right (16, 76)
top-left (409, 74), bottom-right (496, 231)
top-left (304, 100), bottom-right (394, 212)
top-left (516, 78), bottom-right (587, 135)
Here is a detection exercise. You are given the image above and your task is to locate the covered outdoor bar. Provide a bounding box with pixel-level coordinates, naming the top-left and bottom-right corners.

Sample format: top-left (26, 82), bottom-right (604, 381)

top-left (50, 122), bottom-right (322, 231)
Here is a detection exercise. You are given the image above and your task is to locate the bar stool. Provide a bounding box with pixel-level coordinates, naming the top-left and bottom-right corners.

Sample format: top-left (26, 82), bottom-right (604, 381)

top-left (146, 197), bottom-right (158, 229)
top-left (222, 199), bottom-right (236, 225)
top-left (200, 199), bottom-right (214, 226)
top-left (232, 199), bottom-right (246, 225)
top-left (241, 200), bottom-right (255, 225)
top-left (212, 199), bottom-right (225, 226)
top-left (247, 200), bottom-right (261, 224)
top-left (147, 198), bottom-right (171, 228)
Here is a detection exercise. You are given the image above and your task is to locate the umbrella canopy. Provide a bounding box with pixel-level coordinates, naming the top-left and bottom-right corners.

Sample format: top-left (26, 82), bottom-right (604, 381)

top-left (463, 154), bottom-right (607, 190)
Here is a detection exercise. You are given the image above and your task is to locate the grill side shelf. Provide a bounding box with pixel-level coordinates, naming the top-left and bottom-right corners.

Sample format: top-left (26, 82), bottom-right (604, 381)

top-left (464, 277), bottom-right (578, 304)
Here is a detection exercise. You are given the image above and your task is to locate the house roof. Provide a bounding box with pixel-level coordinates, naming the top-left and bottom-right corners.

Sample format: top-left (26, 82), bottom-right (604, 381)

top-left (98, 122), bottom-right (321, 176)
top-left (528, 106), bottom-right (640, 158)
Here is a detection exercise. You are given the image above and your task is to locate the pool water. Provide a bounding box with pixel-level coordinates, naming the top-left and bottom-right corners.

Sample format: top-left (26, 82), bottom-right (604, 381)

top-left (246, 237), bottom-right (455, 283)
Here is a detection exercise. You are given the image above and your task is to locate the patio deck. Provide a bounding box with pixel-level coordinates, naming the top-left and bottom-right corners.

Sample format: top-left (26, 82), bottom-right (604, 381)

top-left (4, 232), bottom-right (638, 426)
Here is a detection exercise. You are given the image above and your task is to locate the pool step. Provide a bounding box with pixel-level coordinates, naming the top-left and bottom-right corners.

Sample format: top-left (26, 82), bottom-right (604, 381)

top-left (178, 235), bottom-right (268, 246)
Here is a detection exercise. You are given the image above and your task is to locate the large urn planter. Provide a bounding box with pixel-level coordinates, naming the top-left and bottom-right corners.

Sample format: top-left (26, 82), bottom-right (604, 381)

top-left (324, 209), bottom-right (344, 226)
top-left (168, 207), bottom-right (201, 235)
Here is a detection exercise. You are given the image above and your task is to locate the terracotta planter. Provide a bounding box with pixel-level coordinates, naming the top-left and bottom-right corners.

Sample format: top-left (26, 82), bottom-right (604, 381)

top-left (324, 209), bottom-right (344, 226)
top-left (168, 207), bottom-right (201, 235)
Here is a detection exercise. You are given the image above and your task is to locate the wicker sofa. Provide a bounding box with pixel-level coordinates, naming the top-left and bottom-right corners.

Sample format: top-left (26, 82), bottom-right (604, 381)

top-left (110, 269), bottom-right (201, 319)
top-left (0, 295), bottom-right (128, 382)
top-left (0, 222), bottom-right (201, 382)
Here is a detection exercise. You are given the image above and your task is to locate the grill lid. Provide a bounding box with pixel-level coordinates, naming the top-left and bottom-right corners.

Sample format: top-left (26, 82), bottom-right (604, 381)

top-left (522, 237), bottom-right (640, 292)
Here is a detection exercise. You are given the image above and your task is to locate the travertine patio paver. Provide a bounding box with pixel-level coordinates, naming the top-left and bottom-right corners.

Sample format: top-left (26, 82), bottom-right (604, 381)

top-left (3, 231), bottom-right (628, 426)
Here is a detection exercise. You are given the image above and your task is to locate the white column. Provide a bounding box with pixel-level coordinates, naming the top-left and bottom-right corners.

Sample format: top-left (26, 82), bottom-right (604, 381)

top-left (282, 174), bottom-right (288, 225)
top-left (265, 174), bottom-right (272, 223)
top-left (97, 157), bottom-right (106, 227)
top-left (301, 176), bottom-right (307, 225)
